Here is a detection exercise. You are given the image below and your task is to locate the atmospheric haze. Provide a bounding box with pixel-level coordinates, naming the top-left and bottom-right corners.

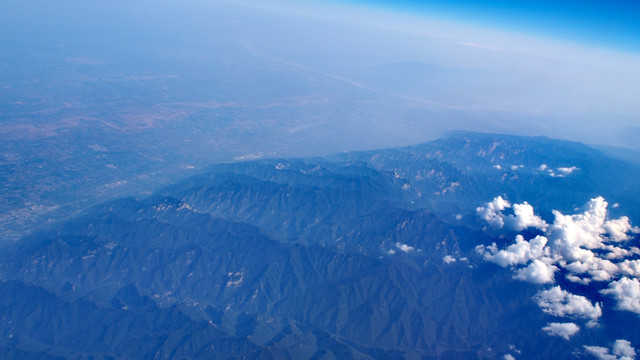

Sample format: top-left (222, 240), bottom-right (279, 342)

top-left (1, 2), bottom-right (640, 357)
top-left (2, 0), bottom-right (639, 239)
top-left (3, 0), bottom-right (640, 149)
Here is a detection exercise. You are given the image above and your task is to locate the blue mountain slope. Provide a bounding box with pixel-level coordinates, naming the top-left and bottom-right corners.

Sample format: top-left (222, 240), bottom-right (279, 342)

top-left (0, 132), bottom-right (638, 359)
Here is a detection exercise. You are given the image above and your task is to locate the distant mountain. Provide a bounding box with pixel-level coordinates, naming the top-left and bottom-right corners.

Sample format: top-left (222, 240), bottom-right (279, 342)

top-left (1, 132), bottom-right (638, 359)
top-left (332, 131), bottom-right (640, 221)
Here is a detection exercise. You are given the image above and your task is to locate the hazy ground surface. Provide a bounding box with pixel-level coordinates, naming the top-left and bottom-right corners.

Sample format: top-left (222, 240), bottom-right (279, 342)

top-left (1, 0), bottom-right (639, 239)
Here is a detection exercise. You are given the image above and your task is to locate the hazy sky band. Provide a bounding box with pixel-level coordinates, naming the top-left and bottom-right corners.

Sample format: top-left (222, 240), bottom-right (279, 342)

top-left (340, 0), bottom-right (640, 53)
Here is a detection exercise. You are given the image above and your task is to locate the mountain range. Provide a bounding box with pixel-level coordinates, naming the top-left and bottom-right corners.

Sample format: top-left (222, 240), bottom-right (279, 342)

top-left (1, 132), bottom-right (638, 359)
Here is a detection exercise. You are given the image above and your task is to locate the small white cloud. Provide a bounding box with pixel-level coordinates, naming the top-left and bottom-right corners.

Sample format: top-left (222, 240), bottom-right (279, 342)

top-left (604, 245), bottom-right (637, 260)
top-left (612, 203), bottom-right (620, 209)
top-left (566, 274), bottom-right (591, 285)
top-left (613, 340), bottom-right (637, 359)
top-left (395, 243), bottom-right (414, 253)
top-left (477, 196), bottom-right (511, 228)
top-left (456, 214), bottom-right (463, 220)
top-left (510, 164), bottom-right (523, 171)
top-left (557, 166), bottom-right (579, 175)
top-left (535, 286), bottom-right (602, 323)
top-left (504, 202), bottom-right (548, 231)
top-left (542, 322), bottom-right (579, 340)
top-left (585, 345), bottom-right (617, 360)
top-left (538, 164), bottom-right (548, 171)
top-left (443, 255), bottom-right (457, 264)
top-left (504, 355), bottom-right (516, 360)
top-left (618, 259), bottom-right (640, 277)
top-left (564, 257), bottom-right (620, 282)
top-left (604, 216), bottom-right (639, 242)
top-left (477, 235), bottom-right (549, 267)
top-left (515, 259), bottom-right (557, 284)
top-left (477, 197), bottom-right (547, 231)
top-left (494, 164), bottom-right (503, 170)
top-left (585, 339), bottom-right (637, 360)
top-left (601, 277), bottom-right (640, 315)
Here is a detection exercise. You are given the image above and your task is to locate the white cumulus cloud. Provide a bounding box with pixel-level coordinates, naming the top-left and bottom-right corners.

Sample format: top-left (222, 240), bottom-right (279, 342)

top-left (557, 166), bottom-right (579, 175)
top-left (477, 196), bottom-right (511, 228)
top-left (600, 277), bottom-right (640, 315)
top-left (535, 286), bottom-right (602, 324)
top-left (585, 339), bottom-right (637, 360)
top-left (443, 255), bottom-right (457, 264)
top-left (613, 340), bottom-right (637, 359)
top-left (395, 243), bottom-right (414, 253)
top-left (477, 197), bottom-right (547, 231)
top-left (477, 235), bottom-right (549, 267)
top-left (564, 257), bottom-right (620, 282)
top-left (619, 259), bottom-right (640, 277)
top-left (505, 202), bottom-right (548, 231)
top-left (542, 322), bottom-right (580, 340)
top-left (603, 216), bottom-right (640, 242)
top-left (515, 259), bottom-right (557, 284)
top-left (585, 346), bottom-right (617, 360)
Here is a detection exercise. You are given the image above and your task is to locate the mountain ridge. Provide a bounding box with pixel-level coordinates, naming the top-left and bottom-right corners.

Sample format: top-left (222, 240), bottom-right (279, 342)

top-left (1, 132), bottom-right (638, 359)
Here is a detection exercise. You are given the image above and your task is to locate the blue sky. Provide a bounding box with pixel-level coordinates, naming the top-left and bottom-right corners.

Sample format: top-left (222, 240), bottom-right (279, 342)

top-left (342, 0), bottom-right (640, 53)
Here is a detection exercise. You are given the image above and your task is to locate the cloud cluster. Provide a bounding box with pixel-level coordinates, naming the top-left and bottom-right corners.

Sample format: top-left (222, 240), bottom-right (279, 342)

top-left (547, 197), bottom-right (639, 284)
top-left (585, 340), bottom-right (637, 360)
top-left (542, 322), bottom-right (580, 340)
top-left (477, 234), bottom-right (556, 283)
top-left (477, 196), bottom-right (640, 287)
top-left (476, 195), bottom-right (640, 341)
top-left (549, 197), bottom-right (637, 258)
top-left (537, 164), bottom-right (581, 178)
